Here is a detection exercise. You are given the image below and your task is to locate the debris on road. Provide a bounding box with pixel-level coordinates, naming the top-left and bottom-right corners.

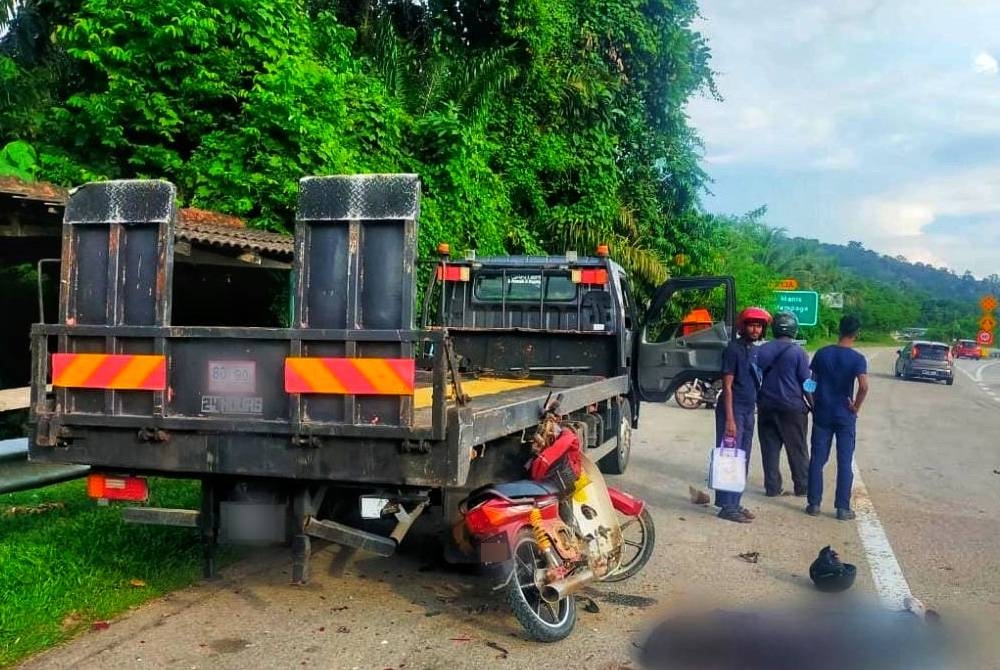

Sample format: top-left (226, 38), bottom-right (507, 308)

top-left (91, 621), bottom-right (110, 631)
top-left (486, 641), bottom-right (509, 659)
top-left (129, 579), bottom-right (147, 588)
top-left (578, 595), bottom-right (601, 613)
top-left (738, 551), bottom-right (760, 564)
top-left (5, 501), bottom-right (65, 516)
top-left (689, 486), bottom-right (711, 505)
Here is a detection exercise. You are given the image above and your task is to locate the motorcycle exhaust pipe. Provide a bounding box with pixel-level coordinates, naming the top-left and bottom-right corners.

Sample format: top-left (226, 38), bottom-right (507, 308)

top-left (540, 568), bottom-right (595, 604)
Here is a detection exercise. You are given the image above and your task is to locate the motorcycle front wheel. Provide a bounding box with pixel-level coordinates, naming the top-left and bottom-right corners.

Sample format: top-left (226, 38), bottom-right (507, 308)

top-left (506, 528), bottom-right (577, 642)
top-left (673, 381), bottom-right (703, 409)
top-left (602, 507), bottom-right (656, 582)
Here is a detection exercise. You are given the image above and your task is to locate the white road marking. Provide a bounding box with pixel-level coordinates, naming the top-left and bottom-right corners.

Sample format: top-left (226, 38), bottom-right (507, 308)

top-left (957, 364), bottom-right (979, 382)
top-left (974, 360), bottom-right (1000, 382)
top-left (851, 464), bottom-right (912, 608)
top-left (853, 351), bottom-right (913, 608)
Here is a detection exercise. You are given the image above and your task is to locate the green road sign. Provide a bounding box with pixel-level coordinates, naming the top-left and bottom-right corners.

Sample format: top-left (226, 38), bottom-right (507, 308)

top-left (773, 290), bottom-right (819, 326)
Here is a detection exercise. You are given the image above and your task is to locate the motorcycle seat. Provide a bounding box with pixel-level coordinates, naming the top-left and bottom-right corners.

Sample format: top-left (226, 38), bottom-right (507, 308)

top-left (466, 479), bottom-right (562, 508)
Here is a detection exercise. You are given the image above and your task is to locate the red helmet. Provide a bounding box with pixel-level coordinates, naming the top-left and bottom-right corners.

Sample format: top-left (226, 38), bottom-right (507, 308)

top-left (737, 306), bottom-right (772, 328)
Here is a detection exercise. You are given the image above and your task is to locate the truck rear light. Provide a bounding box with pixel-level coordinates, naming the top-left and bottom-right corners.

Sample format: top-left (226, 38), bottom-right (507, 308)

top-left (435, 265), bottom-right (470, 281)
top-left (571, 269), bottom-right (608, 285)
top-left (87, 474), bottom-right (149, 502)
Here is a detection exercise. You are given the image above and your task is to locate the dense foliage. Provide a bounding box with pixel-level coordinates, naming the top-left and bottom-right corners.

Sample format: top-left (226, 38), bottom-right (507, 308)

top-left (0, 0), bottom-right (991, 339)
top-left (1, 0), bottom-right (719, 292)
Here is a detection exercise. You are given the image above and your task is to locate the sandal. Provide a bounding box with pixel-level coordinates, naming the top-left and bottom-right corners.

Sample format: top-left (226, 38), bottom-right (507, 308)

top-left (718, 508), bottom-right (751, 523)
top-left (739, 507), bottom-right (756, 520)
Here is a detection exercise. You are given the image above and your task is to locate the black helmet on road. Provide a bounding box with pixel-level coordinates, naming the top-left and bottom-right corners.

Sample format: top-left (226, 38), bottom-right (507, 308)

top-left (772, 311), bottom-right (798, 339)
top-left (809, 545), bottom-right (857, 593)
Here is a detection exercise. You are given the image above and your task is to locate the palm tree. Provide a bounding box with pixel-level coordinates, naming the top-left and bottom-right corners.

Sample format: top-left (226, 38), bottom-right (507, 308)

top-left (1, 0), bottom-right (48, 65)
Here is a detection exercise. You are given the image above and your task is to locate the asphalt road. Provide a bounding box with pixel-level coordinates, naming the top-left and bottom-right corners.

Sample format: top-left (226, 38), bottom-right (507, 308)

top-left (18, 348), bottom-right (999, 669)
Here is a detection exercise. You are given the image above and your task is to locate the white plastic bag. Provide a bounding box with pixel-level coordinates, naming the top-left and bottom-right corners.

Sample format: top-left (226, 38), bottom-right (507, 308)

top-left (709, 440), bottom-right (747, 493)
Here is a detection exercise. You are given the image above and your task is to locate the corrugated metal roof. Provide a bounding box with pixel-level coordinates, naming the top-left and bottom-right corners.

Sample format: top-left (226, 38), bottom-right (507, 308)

top-left (0, 176), bottom-right (68, 203)
top-left (0, 177), bottom-right (292, 257)
top-left (178, 215), bottom-right (292, 256)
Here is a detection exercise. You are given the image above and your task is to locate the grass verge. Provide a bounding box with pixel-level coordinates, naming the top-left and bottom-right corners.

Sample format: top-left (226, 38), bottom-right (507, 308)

top-left (0, 478), bottom-right (234, 668)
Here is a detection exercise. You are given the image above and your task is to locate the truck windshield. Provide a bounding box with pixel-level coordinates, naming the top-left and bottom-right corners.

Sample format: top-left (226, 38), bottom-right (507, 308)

top-left (474, 272), bottom-right (577, 302)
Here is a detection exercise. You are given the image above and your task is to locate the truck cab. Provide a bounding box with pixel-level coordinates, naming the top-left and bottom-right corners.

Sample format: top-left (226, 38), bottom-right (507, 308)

top-left (421, 246), bottom-right (736, 476)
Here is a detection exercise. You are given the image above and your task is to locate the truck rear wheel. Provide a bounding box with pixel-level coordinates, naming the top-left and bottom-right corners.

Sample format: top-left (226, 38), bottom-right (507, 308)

top-left (598, 398), bottom-right (631, 475)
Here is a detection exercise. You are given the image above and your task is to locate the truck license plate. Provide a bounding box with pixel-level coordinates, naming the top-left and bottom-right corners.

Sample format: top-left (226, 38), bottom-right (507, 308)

top-left (208, 360), bottom-right (256, 394)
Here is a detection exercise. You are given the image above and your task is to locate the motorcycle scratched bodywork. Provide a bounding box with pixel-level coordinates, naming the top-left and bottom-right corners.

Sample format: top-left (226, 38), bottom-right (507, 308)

top-left (460, 425), bottom-right (655, 642)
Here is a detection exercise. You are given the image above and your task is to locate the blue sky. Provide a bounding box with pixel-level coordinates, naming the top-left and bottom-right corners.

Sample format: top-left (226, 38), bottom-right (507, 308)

top-left (686, 0), bottom-right (1000, 278)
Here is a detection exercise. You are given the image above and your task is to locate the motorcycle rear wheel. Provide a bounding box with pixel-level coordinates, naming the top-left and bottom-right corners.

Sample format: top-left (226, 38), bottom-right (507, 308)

top-left (602, 507), bottom-right (655, 582)
top-left (506, 528), bottom-right (577, 642)
top-left (673, 381), bottom-right (703, 409)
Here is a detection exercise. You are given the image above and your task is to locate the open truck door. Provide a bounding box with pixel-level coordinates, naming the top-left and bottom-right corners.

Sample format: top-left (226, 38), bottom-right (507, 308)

top-left (633, 276), bottom-right (736, 402)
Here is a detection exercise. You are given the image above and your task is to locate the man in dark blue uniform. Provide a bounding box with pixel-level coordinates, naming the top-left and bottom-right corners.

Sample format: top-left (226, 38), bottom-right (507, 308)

top-left (714, 306), bottom-right (771, 523)
top-left (806, 315), bottom-right (869, 520)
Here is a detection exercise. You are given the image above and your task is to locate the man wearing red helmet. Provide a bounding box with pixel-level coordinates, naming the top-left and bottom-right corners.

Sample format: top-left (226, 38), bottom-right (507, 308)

top-left (713, 306), bottom-right (771, 523)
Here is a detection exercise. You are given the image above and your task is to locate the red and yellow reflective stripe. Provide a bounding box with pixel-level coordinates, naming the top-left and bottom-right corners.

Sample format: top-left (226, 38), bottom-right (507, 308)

top-left (284, 358), bottom-right (415, 395)
top-left (52, 353), bottom-right (166, 390)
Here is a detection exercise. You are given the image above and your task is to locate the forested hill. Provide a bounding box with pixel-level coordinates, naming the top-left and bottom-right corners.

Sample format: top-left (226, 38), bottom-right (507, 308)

top-left (775, 237), bottom-right (997, 302)
top-left (810, 239), bottom-right (998, 302)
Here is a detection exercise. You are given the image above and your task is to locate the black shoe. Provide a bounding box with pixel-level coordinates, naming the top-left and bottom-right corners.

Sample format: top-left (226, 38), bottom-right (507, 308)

top-left (805, 504), bottom-right (820, 516)
top-left (836, 508), bottom-right (856, 521)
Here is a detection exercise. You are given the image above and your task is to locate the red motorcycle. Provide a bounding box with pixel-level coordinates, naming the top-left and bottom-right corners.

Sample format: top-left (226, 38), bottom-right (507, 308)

top-left (459, 404), bottom-right (655, 642)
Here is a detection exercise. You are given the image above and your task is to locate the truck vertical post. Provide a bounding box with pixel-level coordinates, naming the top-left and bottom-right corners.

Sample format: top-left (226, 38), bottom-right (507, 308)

top-left (56, 180), bottom-right (176, 421)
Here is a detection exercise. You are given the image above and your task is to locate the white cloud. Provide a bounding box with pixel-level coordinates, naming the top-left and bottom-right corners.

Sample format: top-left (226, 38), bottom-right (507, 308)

top-left (839, 165), bottom-right (1000, 275)
top-left (855, 199), bottom-right (935, 237)
top-left (974, 51), bottom-right (998, 75)
top-left (812, 147), bottom-right (859, 171)
top-left (688, 1), bottom-right (1000, 276)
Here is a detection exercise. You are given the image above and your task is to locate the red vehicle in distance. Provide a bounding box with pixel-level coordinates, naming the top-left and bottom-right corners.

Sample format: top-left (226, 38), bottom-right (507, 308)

top-left (953, 339), bottom-right (982, 360)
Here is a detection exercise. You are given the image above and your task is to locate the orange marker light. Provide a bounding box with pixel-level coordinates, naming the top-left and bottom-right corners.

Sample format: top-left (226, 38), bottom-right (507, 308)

top-left (596, 244), bottom-right (609, 257)
top-left (437, 242), bottom-right (450, 255)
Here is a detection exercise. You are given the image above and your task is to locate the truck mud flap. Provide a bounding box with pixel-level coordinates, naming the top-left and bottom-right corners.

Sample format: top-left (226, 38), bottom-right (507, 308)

top-left (303, 517), bottom-right (397, 557)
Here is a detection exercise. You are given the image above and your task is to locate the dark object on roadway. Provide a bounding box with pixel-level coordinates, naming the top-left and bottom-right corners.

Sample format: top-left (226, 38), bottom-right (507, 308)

top-left (894, 340), bottom-right (954, 385)
top-left (809, 545), bottom-right (857, 593)
top-left (688, 485), bottom-right (710, 505)
top-left (772, 311), bottom-right (798, 339)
